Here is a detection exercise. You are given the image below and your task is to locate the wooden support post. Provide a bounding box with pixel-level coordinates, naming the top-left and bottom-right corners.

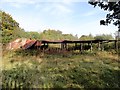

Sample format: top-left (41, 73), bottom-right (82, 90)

top-left (88, 43), bottom-right (89, 46)
top-left (44, 43), bottom-right (45, 46)
top-left (64, 43), bottom-right (67, 50)
top-left (90, 41), bottom-right (93, 51)
top-left (75, 43), bottom-right (77, 50)
top-left (115, 40), bottom-right (117, 51)
top-left (47, 43), bottom-right (49, 50)
top-left (61, 43), bottom-right (64, 50)
top-left (80, 43), bottom-right (83, 52)
top-left (80, 43), bottom-right (81, 51)
top-left (98, 41), bottom-right (101, 51)
top-left (75, 43), bottom-right (77, 47)
top-left (61, 43), bottom-right (62, 50)
top-left (101, 41), bottom-right (104, 51)
top-left (43, 43), bottom-right (45, 53)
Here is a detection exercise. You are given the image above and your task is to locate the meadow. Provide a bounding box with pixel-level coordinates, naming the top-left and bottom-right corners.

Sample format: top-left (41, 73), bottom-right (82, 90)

top-left (1, 6), bottom-right (120, 89)
top-left (1, 49), bottom-right (120, 89)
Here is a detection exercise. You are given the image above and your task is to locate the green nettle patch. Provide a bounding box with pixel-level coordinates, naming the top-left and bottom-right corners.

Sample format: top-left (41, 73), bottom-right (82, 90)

top-left (1, 50), bottom-right (120, 88)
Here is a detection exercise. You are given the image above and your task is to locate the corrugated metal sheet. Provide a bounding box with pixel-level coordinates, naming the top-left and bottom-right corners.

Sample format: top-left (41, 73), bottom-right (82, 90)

top-left (22, 40), bottom-right (36, 49)
top-left (6, 38), bottom-right (37, 50)
top-left (34, 40), bottom-right (41, 46)
top-left (6, 38), bottom-right (27, 50)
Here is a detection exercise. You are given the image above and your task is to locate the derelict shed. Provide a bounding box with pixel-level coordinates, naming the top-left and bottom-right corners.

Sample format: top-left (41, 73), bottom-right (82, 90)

top-left (6, 38), bottom-right (120, 52)
top-left (39, 39), bottom-right (120, 51)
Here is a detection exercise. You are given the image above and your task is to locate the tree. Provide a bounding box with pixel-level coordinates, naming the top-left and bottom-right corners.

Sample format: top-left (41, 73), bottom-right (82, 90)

top-left (0, 11), bottom-right (27, 43)
top-left (94, 34), bottom-right (113, 40)
top-left (79, 34), bottom-right (94, 40)
top-left (88, 0), bottom-right (120, 31)
top-left (26, 32), bottom-right (41, 40)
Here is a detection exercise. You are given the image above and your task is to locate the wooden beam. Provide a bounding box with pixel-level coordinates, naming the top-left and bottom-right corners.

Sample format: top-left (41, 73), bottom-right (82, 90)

top-left (61, 43), bottom-right (64, 50)
top-left (98, 41), bottom-right (101, 51)
top-left (101, 41), bottom-right (104, 51)
top-left (64, 43), bottom-right (67, 50)
top-left (90, 41), bottom-right (93, 51)
top-left (80, 43), bottom-right (83, 52)
top-left (115, 40), bottom-right (117, 51)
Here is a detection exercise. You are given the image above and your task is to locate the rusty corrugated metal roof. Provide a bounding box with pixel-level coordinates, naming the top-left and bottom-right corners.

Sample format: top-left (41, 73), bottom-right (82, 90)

top-left (34, 40), bottom-right (41, 46)
top-left (22, 40), bottom-right (36, 49)
top-left (6, 38), bottom-right (27, 50)
top-left (40, 40), bottom-right (67, 43)
top-left (6, 38), bottom-right (37, 50)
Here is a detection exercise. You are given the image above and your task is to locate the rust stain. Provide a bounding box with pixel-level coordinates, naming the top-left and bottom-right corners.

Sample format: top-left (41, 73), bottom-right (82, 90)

top-left (34, 40), bottom-right (41, 47)
top-left (6, 38), bottom-right (38, 50)
top-left (22, 40), bottom-right (36, 49)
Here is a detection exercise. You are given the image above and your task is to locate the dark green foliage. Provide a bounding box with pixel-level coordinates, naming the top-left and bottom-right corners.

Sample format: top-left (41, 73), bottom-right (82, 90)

top-left (2, 51), bottom-right (120, 88)
top-left (0, 11), bottom-right (27, 43)
top-left (88, 0), bottom-right (120, 28)
top-left (79, 34), bottom-right (114, 40)
top-left (1, 11), bottom-right (19, 31)
top-left (39, 29), bottom-right (78, 40)
top-left (2, 64), bottom-right (41, 88)
top-left (104, 42), bottom-right (115, 51)
top-left (0, 11), bottom-right (42, 43)
top-left (40, 29), bottom-right (63, 40)
top-left (94, 34), bottom-right (114, 40)
top-left (62, 34), bottom-right (78, 40)
top-left (79, 34), bottom-right (94, 40)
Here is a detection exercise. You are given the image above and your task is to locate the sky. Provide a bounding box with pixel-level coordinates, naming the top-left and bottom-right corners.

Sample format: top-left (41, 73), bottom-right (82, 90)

top-left (0, 0), bottom-right (118, 37)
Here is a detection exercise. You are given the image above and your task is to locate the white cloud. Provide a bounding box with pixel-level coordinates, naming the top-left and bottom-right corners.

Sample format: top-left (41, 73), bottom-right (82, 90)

top-left (9, 3), bottom-right (22, 8)
top-left (48, 4), bottom-right (73, 16)
top-left (0, 0), bottom-right (34, 8)
top-left (83, 11), bottom-right (98, 16)
top-left (55, 4), bottom-right (72, 13)
top-left (1, 0), bottom-right (38, 4)
top-left (35, 3), bottom-right (73, 16)
top-left (0, 0), bottom-right (89, 6)
top-left (0, 0), bottom-right (73, 15)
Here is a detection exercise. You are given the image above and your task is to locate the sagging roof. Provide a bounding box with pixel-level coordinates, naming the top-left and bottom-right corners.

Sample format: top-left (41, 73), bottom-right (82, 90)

top-left (40, 39), bottom-right (119, 44)
top-left (6, 38), bottom-right (41, 50)
top-left (6, 38), bottom-right (120, 50)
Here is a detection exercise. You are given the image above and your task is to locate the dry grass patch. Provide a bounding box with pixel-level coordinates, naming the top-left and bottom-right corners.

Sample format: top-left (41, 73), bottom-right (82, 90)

top-left (1, 50), bottom-right (120, 88)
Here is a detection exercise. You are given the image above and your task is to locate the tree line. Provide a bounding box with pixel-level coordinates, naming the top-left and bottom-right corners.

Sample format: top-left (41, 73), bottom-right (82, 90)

top-left (0, 11), bottom-right (116, 44)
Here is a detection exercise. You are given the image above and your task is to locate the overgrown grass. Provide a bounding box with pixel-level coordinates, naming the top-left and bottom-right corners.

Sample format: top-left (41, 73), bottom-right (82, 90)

top-left (1, 49), bottom-right (120, 88)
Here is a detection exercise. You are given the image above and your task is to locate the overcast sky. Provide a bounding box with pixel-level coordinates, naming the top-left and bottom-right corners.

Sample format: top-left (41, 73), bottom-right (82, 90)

top-left (0, 0), bottom-right (118, 37)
